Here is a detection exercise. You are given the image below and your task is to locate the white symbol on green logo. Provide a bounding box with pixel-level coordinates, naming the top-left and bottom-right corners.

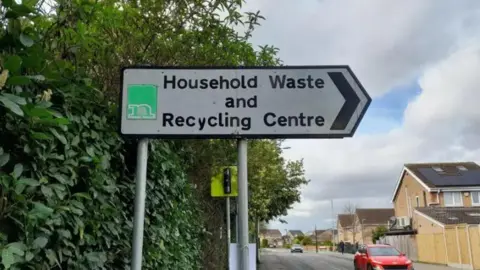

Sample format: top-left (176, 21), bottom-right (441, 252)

top-left (127, 84), bottom-right (157, 120)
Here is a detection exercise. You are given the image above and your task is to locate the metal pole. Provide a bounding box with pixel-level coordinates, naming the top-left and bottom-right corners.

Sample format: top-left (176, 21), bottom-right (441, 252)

top-left (131, 139), bottom-right (149, 270)
top-left (315, 225), bottom-right (318, 253)
top-left (237, 139), bottom-right (249, 270)
top-left (226, 197), bottom-right (231, 269)
top-left (331, 200), bottom-right (335, 244)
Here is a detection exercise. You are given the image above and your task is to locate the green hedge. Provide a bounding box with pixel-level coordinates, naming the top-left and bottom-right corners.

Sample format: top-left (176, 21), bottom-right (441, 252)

top-left (0, 1), bottom-right (202, 269)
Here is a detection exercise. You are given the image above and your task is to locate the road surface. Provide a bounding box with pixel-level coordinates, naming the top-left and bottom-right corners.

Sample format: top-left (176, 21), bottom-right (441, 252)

top-left (259, 249), bottom-right (456, 270)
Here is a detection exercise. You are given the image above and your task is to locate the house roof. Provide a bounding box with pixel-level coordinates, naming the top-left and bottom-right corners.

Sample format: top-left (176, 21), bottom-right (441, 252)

top-left (356, 208), bottom-right (394, 225)
top-left (391, 162), bottom-right (480, 202)
top-left (338, 214), bottom-right (355, 227)
top-left (415, 207), bottom-right (480, 225)
top-left (260, 229), bottom-right (282, 238)
top-left (310, 230), bottom-right (335, 242)
top-left (288, 230), bottom-right (304, 236)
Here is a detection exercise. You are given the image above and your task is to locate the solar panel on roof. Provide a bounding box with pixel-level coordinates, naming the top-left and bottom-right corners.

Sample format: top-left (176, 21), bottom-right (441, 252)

top-left (417, 168), bottom-right (480, 186)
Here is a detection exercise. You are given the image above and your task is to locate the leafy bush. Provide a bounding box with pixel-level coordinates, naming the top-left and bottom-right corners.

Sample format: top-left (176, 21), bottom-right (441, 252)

top-left (261, 239), bottom-right (268, 248)
top-left (302, 237), bottom-right (312, 246)
top-left (0, 1), bottom-right (201, 269)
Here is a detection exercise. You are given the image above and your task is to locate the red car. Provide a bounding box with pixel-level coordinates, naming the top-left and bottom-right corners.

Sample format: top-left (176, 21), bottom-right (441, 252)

top-left (354, 244), bottom-right (414, 270)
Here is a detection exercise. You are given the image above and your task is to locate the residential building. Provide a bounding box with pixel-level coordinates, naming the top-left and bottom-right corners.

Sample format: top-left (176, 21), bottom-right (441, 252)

top-left (337, 209), bottom-right (393, 244)
top-left (285, 230), bottom-right (303, 244)
top-left (337, 213), bottom-right (357, 243)
top-left (390, 162), bottom-right (480, 229)
top-left (356, 208), bottom-right (394, 244)
top-left (259, 229), bottom-right (283, 247)
top-left (308, 229), bottom-right (337, 243)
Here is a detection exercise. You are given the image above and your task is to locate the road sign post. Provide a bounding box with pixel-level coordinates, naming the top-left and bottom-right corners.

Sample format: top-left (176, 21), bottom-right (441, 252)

top-left (131, 139), bottom-right (149, 270)
top-left (210, 166), bottom-right (238, 269)
top-left (237, 139), bottom-right (248, 269)
top-left (119, 66), bottom-right (370, 270)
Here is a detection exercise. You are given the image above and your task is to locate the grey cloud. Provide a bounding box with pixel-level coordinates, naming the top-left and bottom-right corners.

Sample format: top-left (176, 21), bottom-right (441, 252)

top-left (243, 0), bottom-right (480, 231)
top-left (244, 0), bottom-right (480, 96)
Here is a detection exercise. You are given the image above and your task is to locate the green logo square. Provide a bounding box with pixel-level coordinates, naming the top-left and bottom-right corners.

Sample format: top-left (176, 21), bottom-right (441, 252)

top-left (126, 84), bottom-right (157, 120)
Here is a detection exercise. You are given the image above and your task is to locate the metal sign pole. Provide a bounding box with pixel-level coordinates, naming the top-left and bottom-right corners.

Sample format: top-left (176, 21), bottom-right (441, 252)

top-left (237, 139), bottom-right (249, 270)
top-left (226, 197), bottom-right (231, 269)
top-left (131, 139), bottom-right (149, 270)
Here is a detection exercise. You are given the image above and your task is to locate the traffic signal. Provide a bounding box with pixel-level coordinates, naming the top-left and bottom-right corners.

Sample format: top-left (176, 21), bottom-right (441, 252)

top-left (223, 167), bottom-right (232, 194)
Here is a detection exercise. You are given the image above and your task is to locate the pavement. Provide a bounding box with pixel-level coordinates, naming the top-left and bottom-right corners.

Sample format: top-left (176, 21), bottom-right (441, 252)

top-left (258, 249), bottom-right (457, 270)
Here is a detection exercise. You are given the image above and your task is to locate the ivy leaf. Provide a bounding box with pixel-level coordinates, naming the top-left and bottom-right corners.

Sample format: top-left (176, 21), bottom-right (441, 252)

top-left (72, 193), bottom-right (91, 200)
top-left (0, 153), bottom-right (9, 167)
top-left (49, 128), bottom-right (67, 144)
top-left (6, 76), bottom-right (32, 86)
top-left (71, 135), bottom-right (80, 146)
top-left (86, 147), bottom-right (95, 157)
top-left (26, 75), bottom-right (45, 81)
top-left (33, 236), bottom-right (48, 249)
top-left (2, 93), bottom-right (26, 105)
top-left (7, 242), bottom-right (26, 256)
top-left (15, 184), bottom-right (26, 194)
top-left (45, 249), bottom-right (60, 268)
top-left (20, 33), bottom-right (34, 47)
top-left (12, 163), bottom-right (23, 179)
top-left (52, 173), bottom-right (68, 184)
top-left (4, 55), bottom-right (22, 74)
top-left (17, 178), bottom-right (40, 186)
top-left (31, 131), bottom-right (53, 140)
top-left (25, 252), bottom-right (34, 262)
top-left (29, 202), bottom-right (54, 219)
top-left (1, 248), bottom-right (14, 269)
top-left (0, 95), bottom-right (23, 116)
top-left (41, 185), bottom-right (54, 198)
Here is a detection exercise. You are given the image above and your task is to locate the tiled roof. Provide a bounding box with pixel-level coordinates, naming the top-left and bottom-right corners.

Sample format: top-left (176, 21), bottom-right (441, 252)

top-left (416, 207), bottom-right (480, 225)
top-left (260, 229), bottom-right (282, 238)
top-left (356, 208), bottom-right (394, 225)
top-left (288, 230), bottom-right (304, 236)
top-left (338, 214), bottom-right (355, 227)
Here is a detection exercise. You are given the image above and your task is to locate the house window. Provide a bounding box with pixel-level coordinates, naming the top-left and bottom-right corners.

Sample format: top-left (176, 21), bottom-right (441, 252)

top-left (471, 192), bottom-right (480, 206)
top-left (444, 192), bottom-right (463, 207)
top-left (415, 196), bottom-right (420, 207)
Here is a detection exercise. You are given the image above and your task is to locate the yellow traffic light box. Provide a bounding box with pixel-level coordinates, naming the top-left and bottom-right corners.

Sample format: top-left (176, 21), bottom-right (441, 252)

top-left (210, 166), bottom-right (238, 197)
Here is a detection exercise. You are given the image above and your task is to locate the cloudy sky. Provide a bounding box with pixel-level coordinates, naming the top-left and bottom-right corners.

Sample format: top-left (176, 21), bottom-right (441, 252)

top-left (239, 0), bottom-right (480, 233)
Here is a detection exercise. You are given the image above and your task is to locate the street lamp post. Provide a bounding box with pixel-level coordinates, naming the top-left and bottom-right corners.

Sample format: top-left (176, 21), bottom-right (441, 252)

top-left (361, 218), bottom-right (366, 244)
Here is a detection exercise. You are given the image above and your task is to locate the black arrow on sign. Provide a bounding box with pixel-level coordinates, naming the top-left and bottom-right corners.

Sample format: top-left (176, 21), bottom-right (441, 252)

top-left (328, 72), bottom-right (361, 131)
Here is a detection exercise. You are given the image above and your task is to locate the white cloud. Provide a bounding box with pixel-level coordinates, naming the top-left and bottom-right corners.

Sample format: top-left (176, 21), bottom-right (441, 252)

top-left (244, 0), bottom-right (480, 97)
top-left (246, 0), bottom-right (480, 231)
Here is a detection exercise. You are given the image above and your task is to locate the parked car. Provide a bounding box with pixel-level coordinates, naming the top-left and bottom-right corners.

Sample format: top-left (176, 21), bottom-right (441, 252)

top-left (354, 244), bottom-right (414, 270)
top-left (290, 244), bottom-right (303, 253)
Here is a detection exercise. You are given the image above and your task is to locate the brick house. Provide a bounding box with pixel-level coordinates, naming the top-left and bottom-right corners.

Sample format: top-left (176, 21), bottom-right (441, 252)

top-left (337, 209), bottom-right (393, 244)
top-left (390, 162), bottom-right (480, 229)
top-left (285, 230), bottom-right (303, 244)
top-left (259, 229), bottom-right (283, 247)
top-left (387, 162), bottom-right (480, 267)
top-left (308, 229), bottom-right (337, 243)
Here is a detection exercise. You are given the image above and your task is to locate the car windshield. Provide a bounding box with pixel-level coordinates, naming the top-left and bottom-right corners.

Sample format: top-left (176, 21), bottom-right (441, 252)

top-left (368, 247), bottom-right (401, 256)
top-left (293, 244), bottom-right (301, 247)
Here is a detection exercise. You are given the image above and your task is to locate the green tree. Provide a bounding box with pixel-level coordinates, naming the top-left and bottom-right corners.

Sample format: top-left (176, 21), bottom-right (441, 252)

top-left (0, 0), bottom-right (306, 269)
top-left (248, 140), bottom-right (309, 223)
top-left (302, 237), bottom-right (312, 246)
top-left (261, 239), bottom-right (268, 248)
top-left (372, 226), bottom-right (388, 244)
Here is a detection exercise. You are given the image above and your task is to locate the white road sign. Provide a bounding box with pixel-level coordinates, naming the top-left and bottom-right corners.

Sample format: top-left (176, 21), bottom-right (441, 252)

top-left (119, 66), bottom-right (371, 138)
